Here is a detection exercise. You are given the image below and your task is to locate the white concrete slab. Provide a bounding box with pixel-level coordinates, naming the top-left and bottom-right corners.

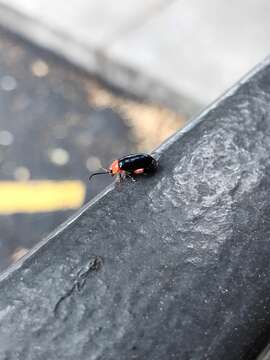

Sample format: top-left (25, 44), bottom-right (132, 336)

top-left (0, 0), bottom-right (198, 115)
top-left (0, 0), bottom-right (269, 111)
top-left (0, 0), bottom-right (165, 48)
top-left (108, 0), bottom-right (270, 104)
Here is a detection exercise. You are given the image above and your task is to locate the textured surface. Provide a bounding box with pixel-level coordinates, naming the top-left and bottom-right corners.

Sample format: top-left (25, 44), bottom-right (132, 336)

top-left (2, 59), bottom-right (270, 359)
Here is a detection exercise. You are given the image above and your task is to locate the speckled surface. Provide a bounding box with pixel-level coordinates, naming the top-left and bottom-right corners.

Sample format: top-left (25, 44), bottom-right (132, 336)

top-left (1, 59), bottom-right (270, 359)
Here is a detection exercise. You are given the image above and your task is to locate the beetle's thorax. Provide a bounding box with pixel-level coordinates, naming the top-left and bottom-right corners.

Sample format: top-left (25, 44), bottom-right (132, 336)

top-left (109, 160), bottom-right (121, 175)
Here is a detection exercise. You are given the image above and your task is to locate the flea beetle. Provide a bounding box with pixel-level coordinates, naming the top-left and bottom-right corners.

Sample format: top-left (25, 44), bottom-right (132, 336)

top-left (89, 153), bottom-right (158, 183)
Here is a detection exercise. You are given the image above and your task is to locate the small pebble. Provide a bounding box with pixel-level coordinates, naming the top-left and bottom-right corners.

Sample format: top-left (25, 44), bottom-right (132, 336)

top-left (86, 156), bottom-right (102, 171)
top-left (31, 60), bottom-right (49, 77)
top-left (0, 75), bottom-right (17, 91)
top-left (48, 148), bottom-right (70, 166)
top-left (14, 166), bottom-right (31, 181)
top-left (0, 130), bottom-right (14, 146)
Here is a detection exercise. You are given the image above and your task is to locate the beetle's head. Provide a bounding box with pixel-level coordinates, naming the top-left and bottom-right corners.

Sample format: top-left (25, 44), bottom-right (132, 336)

top-left (89, 159), bottom-right (120, 182)
top-left (109, 160), bottom-right (120, 176)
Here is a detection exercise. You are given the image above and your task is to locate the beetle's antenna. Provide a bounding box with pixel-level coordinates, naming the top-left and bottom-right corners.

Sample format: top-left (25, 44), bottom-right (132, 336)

top-left (89, 171), bottom-right (109, 181)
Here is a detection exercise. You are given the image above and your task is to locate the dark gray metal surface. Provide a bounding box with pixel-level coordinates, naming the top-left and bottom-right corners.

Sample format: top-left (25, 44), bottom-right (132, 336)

top-left (1, 59), bottom-right (270, 359)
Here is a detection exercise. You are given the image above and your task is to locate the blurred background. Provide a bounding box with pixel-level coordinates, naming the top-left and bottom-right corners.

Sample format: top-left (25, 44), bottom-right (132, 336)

top-left (0, 0), bottom-right (269, 272)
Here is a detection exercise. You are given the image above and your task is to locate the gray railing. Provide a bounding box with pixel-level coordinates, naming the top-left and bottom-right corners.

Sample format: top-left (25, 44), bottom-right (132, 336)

top-left (1, 58), bottom-right (270, 360)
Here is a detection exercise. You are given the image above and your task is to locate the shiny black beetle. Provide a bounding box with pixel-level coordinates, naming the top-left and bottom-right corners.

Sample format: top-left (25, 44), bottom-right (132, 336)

top-left (89, 153), bottom-right (158, 182)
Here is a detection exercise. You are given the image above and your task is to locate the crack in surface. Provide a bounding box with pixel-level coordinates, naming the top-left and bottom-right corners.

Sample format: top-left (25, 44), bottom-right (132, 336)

top-left (53, 256), bottom-right (103, 316)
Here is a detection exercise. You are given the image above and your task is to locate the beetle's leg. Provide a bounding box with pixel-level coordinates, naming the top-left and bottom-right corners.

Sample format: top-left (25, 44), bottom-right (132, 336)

top-left (120, 172), bottom-right (126, 180)
top-left (115, 173), bottom-right (122, 191)
top-left (126, 172), bottom-right (137, 182)
top-left (116, 173), bottom-right (123, 183)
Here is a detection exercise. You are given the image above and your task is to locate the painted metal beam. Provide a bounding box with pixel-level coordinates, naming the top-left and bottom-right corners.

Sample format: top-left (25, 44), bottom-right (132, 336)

top-left (1, 58), bottom-right (270, 359)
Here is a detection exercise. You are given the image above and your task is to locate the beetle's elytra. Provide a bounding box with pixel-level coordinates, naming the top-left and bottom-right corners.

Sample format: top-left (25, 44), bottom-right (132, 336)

top-left (89, 153), bottom-right (158, 182)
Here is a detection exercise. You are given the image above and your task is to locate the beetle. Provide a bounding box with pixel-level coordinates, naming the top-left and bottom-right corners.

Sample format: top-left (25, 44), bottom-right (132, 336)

top-left (89, 153), bottom-right (158, 183)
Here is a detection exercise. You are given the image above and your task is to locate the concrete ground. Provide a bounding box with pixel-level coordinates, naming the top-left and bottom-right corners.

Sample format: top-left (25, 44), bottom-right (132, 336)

top-left (0, 0), bottom-right (269, 113)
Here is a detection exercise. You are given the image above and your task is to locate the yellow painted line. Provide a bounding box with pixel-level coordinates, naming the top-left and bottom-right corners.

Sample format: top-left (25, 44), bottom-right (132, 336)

top-left (0, 180), bottom-right (86, 214)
